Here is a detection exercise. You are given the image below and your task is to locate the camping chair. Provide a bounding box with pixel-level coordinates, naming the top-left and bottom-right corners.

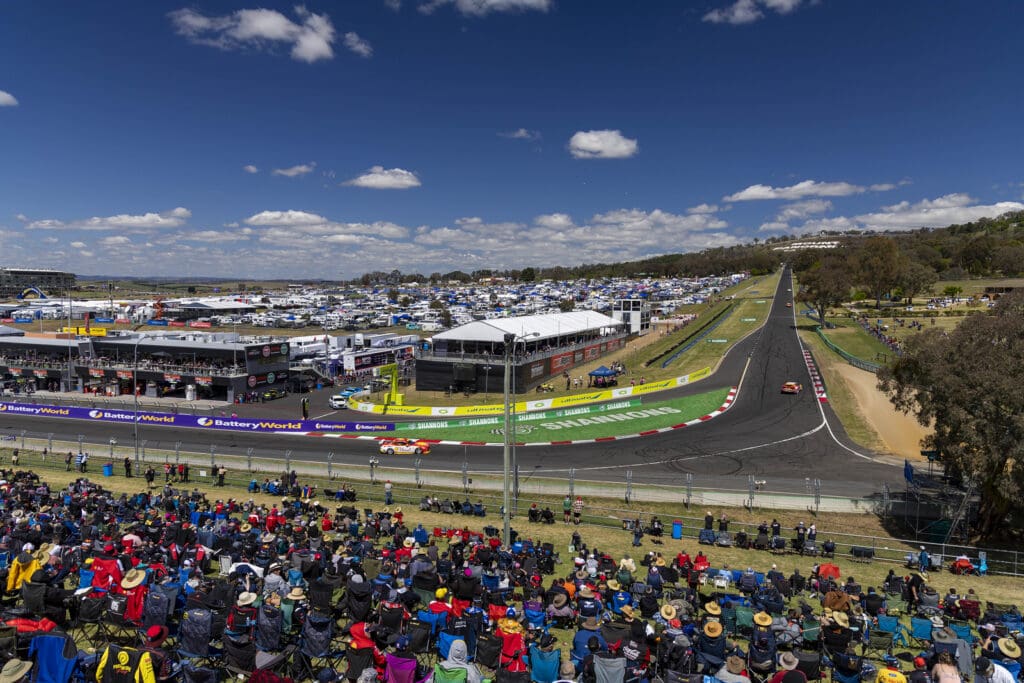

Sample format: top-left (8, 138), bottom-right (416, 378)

top-left (74, 595), bottom-right (110, 649)
top-left (747, 641), bottom-right (776, 683)
top-left (875, 616), bottom-right (908, 647)
top-left (433, 662), bottom-right (469, 683)
top-left (417, 609), bottom-right (448, 638)
top-left (28, 632), bottom-right (78, 683)
top-left (720, 606), bottom-right (737, 636)
top-left (178, 607), bottom-right (224, 670)
top-left (104, 592), bottom-right (144, 644)
top-left (909, 618), bottom-right (934, 647)
top-left (294, 611), bottom-right (345, 681)
top-left (800, 617), bottom-right (821, 650)
top-left (380, 604), bottom-right (408, 634)
top-left (528, 645), bottom-right (561, 683)
top-left (594, 655), bottom-right (627, 683)
top-left (861, 630), bottom-right (893, 661)
top-left (948, 621), bottom-right (974, 644)
top-left (437, 633), bottom-right (463, 661)
top-left (407, 619), bottom-right (435, 668)
top-left (829, 652), bottom-right (864, 683)
top-left (735, 606), bottom-right (755, 637)
top-left (344, 648), bottom-right (377, 683)
top-left (386, 653), bottom-right (420, 683)
top-left (223, 633), bottom-right (258, 677)
top-left (794, 649), bottom-right (822, 682)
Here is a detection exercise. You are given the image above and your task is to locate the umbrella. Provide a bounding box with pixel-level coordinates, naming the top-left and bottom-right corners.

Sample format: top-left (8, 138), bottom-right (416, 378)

top-left (819, 563), bottom-right (840, 580)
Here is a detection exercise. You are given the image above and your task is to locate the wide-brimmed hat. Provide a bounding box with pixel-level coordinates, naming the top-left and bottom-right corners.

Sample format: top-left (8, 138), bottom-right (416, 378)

top-left (778, 652), bottom-right (799, 671)
top-left (578, 587), bottom-right (595, 599)
top-left (704, 602), bottom-right (721, 616)
top-left (539, 633), bottom-right (557, 649)
top-left (38, 542), bottom-right (54, 555)
top-left (32, 549), bottom-right (49, 565)
top-left (607, 579), bottom-right (621, 591)
top-left (552, 594), bottom-right (568, 609)
top-left (121, 568), bottom-right (146, 590)
top-left (498, 617), bottom-right (523, 634)
top-left (619, 557), bottom-right (636, 572)
top-left (660, 604), bottom-right (677, 621)
top-left (581, 616), bottom-right (600, 630)
top-left (703, 621), bottom-right (723, 638)
top-left (929, 616), bottom-right (945, 629)
top-left (0, 659), bottom-right (32, 683)
top-left (10, 510), bottom-right (24, 519)
top-left (999, 638), bottom-right (1022, 659)
top-left (575, 569), bottom-right (588, 581)
top-left (754, 612), bottom-right (773, 627)
top-left (933, 627), bottom-right (958, 643)
top-left (655, 557), bottom-right (667, 567)
top-left (995, 638), bottom-right (1019, 659)
top-left (621, 605), bottom-right (635, 620)
top-left (287, 587), bottom-right (306, 601)
top-left (917, 572), bottom-right (929, 582)
top-left (237, 592), bottom-right (258, 607)
top-left (726, 656), bottom-right (745, 675)
top-left (832, 612), bottom-right (850, 629)
top-left (145, 625), bottom-right (169, 648)
top-left (261, 533), bottom-right (276, 544)
top-left (240, 523), bottom-right (252, 533)
top-left (403, 538), bottom-right (414, 548)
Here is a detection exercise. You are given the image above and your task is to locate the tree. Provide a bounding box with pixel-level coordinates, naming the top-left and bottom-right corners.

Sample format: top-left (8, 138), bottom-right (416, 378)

top-left (558, 298), bottom-right (576, 312)
top-left (878, 290), bottom-right (1024, 541)
top-left (857, 236), bottom-right (904, 309)
top-left (439, 308), bottom-right (453, 328)
top-left (796, 254), bottom-right (851, 324)
top-left (897, 261), bottom-right (937, 304)
top-left (520, 267), bottom-right (536, 282)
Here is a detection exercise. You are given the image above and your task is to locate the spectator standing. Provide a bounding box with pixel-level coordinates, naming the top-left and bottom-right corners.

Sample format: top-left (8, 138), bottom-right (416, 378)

top-left (563, 496), bottom-right (572, 524)
top-left (65, 451), bottom-right (73, 471)
top-left (572, 496), bottom-right (584, 525)
top-left (384, 480), bottom-right (394, 505)
top-left (123, 456), bottom-right (132, 478)
top-left (218, 465), bottom-right (227, 487)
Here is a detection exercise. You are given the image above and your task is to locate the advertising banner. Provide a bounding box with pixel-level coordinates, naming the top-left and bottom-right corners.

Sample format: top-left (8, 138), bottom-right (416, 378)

top-left (163, 373), bottom-right (182, 383)
top-left (189, 321), bottom-right (212, 328)
top-left (169, 321), bottom-right (186, 327)
top-left (146, 320), bottom-right (169, 326)
top-left (246, 343), bottom-right (290, 360)
top-left (195, 376), bottom-right (213, 386)
top-left (0, 401), bottom-right (394, 433)
top-left (33, 370), bottom-right (48, 378)
top-left (88, 369), bottom-right (105, 378)
top-left (116, 371), bottom-right (133, 380)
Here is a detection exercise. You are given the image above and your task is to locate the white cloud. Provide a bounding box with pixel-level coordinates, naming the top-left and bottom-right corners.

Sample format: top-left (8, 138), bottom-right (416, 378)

top-left (725, 179), bottom-right (869, 201)
top-left (384, 0), bottom-right (402, 10)
top-left (534, 213), bottom-right (574, 230)
top-left (418, 0), bottom-right (551, 16)
top-left (343, 166), bottom-right (421, 190)
top-left (272, 162), bottom-right (316, 177)
top-left (181, 230), bottom-right (250, 242)
top-left (243, 164), bottom-right (259, 174)
top-left (245, 209), bottom-right (410, 239)
top-left (568, 129), bottom-right (639, 159)
top-left (854, 194), bottom-right (1024, 232)
top-left (168, 6), bottom-right (336, 63)
top-left (776, 199), bottom-right (833, 220)
top-left (70, 241), bottom-right (87, 249)
top-left (343, 32), bottom-right (373, 58)
top-left (245, 210), bottom-right (329, 226)
top-left (687, 203), bottom-right (720, 215)
top-left (101, 236), bottom-right (132, 246)
top-left (0, 90), bottom-right (18, 107)
top-left (703, 0), bottom-right (804, 25)
top-left (499, 128), bottom-right (541, 141)
top-left (25, 207), bottom-right (191, 232)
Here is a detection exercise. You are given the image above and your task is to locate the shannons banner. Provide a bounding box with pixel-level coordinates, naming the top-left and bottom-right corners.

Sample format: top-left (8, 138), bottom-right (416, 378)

top-left (0, 401), bottom-right (394, 434)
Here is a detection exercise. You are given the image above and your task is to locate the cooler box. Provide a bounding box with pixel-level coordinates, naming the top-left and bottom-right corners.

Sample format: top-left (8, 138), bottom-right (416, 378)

top-left (672, 520), bottom-right (683, 540)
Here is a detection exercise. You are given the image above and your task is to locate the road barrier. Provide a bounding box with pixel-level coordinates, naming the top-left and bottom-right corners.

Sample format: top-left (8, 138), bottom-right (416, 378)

top-left (814, 326), bottom-right (883, 373)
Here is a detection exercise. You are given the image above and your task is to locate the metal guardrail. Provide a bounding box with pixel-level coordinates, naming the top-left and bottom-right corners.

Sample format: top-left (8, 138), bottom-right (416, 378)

top-left (814, 325), bottom-right (883, 373)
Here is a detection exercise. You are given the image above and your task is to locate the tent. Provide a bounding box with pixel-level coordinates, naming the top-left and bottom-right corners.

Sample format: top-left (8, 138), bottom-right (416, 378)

top-left (588, 365), bottom-right (617, 378)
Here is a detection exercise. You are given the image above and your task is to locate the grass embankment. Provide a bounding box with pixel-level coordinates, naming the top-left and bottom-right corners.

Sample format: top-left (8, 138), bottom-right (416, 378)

top-left (18, 460), bottom-right (1024, 609)
top-left (403, 389), bottom-right (730, 442)
top-left (818, 319), bottom-right (894, 365)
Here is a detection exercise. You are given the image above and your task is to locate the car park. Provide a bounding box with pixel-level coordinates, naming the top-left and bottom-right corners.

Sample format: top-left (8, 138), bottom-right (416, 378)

top-left (781, 382), bottom-right (802, 394)
top-left (378, 438), bottom-right (431, 455)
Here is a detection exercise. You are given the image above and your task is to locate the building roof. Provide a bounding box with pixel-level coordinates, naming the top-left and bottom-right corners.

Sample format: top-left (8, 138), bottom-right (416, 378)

top-left (0, 325), bottom-right (24, 337)
top-left (176, 300), bottom-right (257, 311)
top-left (431, 311), bottom-right (622, 344)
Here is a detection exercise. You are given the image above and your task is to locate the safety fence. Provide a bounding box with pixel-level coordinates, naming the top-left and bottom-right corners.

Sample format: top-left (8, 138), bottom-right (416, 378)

top-left (814, 326), bottom-right (883, 373)
top-left (3, 434), bottom-right (1022, 577)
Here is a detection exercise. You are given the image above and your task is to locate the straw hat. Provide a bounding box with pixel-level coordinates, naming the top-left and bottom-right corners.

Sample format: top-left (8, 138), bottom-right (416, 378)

top-left (32, 549), bottom-right (49, 565)
top-left (237, 592), bottom-right (258, 607)
top-left (121, 568), bottom-right (146, 590)
top-left (403, 538), bottom-right (414, 548)
top-left (929, 616), bottom-right (945, 629)
top-left (726, 656), bottom-right (745, 675)
top-left (655, 556), bottom-right (667, 567)
top-left (704, 602), bottom-right (721, 616)
top-left (703, 621), bottom-right (723, 638)
top-left (240, 523), bottom-right (252, 533)
top-left (999, 638), bottom-right (1022, 659)
top-left (578, 587), bottom-right (595, 599)
top-left (620, 605), bottom-right (635, 620)
top-left (581, 616), bottom-right (600, 631)
top-left (917, 572), bottom-right (929, 582)
top-left (552, 594), bottom-right (568, 609)
top-left (832, 612), bottom-right (850, 629)
top-left (660, 604), bottom-right (677, 621)
top-left (0, 659), bottom-right (32, 683)
top-left (778, 652), bottom-right (798, 671)
top-left (607, 579), bottom-right (621, 591)
top-left (754, 612), bottom-right (773, 627)
top-left (287, 587), bottom-right (306, 601)
top-left (619, 557), bottom-right (636, 573)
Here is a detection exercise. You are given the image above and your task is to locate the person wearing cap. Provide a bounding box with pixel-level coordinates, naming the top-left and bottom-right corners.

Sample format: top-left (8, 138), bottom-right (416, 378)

top-left (140, 625), bottom-right (174, 682)
top-left (908, 657), bottom-right (932, 683)
top-left (877, 655), bottom-right (908, 683)
top-left (975, 657), bottom-right (1015, 683)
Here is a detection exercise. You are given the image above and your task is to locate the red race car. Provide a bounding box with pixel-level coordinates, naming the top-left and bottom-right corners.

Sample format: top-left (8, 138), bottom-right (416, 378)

top-left (781, 382), bottom-right (803, 394)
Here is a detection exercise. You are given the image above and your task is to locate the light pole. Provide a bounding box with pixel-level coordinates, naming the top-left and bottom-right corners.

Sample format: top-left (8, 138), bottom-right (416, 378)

top-left (502, 331), bottom-right (539, 547)
top-left (133, 334), bottom-right (144, 476)
top-left (482, 364), bottom-right (492, 399)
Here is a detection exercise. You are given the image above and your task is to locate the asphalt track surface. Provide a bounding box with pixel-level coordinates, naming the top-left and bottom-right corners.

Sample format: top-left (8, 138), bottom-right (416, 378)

top-left (0, 269), bottom-right (903, 497)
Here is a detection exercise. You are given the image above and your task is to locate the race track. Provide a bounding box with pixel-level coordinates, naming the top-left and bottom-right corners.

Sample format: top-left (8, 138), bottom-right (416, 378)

top-left (0, 268), bottom-right (903, 497)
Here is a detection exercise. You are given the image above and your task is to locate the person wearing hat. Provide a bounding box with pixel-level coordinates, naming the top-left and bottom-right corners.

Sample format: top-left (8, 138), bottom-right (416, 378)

top-left (546, 591), bottom-right (574, 624)
top-left (571, 617), bottom-right (607, 671)
top-left (704, 601), bottom-right (722, 619)
top-left (696, 620), bottom-right (729, 673)
top-left (994, 637), bottom-right (1022, 662)
top-left (141, 625), bottom-right (174, 682)
top-left (907, 570), bottom-right (928, 611)
top-left (496, 608), bottom-right (528, 672)
top-left (117, 568), bottom-right (149, 623)
top-left (0, 659), bottom-right (32, 683)
top-left (717, 655), bottom-right (751, 683)
top-left (821, 610), bottom-right (853, 653)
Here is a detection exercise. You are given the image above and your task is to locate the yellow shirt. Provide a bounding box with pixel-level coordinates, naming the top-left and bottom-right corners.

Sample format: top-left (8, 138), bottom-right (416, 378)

top-left (877, 668), bottom-right (908, 683)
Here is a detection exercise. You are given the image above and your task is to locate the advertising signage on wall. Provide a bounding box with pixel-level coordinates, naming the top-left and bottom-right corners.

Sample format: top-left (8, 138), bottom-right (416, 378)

top-left (0, 401), bottom-right (394, 433)
top-left (246, 343), bottom-right (290, 360)
top-left (246, 371), bottom-right (288, 388)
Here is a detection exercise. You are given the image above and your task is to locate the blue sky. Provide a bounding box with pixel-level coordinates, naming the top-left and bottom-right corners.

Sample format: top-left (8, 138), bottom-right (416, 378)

top-left (1, 0), bottom-right (1022, 279)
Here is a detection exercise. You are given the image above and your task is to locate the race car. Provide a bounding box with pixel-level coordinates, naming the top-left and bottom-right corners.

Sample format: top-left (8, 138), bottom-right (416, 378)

top-left (785, 302), bottom-right (792, 308)
top-left (781, 381), bottom-right (803, 394)
top-left (379, 438), bottom-right (431, 455)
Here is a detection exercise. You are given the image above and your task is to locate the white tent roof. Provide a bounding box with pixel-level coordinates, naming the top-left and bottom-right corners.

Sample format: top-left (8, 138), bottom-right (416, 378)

top-left (431, 311), bottom-right (622, 343)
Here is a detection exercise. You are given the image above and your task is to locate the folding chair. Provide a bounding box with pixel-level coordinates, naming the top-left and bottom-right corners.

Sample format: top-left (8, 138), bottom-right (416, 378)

top-left (861, 630), bottom-right (893, 661)
top-left (74, 595), bottom-right (110, 649)
top-left (294, 611), bottom-right (345, 681)
top-left (909, 617), bottom-right (934, 647)
top-left (800, 617), bottom-right (821, 650)
top-left (735, 607), bottom-right (754, 637)
top-left (794, 649), bottom-right (822, 681)
top-left (178, 607), bottom-right (224, 670)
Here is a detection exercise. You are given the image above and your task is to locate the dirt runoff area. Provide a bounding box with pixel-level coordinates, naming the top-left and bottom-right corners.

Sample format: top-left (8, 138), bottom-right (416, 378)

top-left (831, 363), bottom-right (931, 459)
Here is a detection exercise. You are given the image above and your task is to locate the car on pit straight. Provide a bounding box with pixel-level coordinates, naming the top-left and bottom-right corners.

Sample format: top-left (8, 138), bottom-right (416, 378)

top-left (378, 438), bottom-right (431, 455)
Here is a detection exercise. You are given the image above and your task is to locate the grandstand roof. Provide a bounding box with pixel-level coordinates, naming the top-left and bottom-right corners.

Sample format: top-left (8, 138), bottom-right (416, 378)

top-left (431, 311), bottom-right (622, 344)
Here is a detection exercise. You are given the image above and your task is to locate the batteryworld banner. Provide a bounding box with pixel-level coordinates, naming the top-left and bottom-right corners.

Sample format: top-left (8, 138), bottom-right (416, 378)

top-left (0, 402), bottom-right (393, 434)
